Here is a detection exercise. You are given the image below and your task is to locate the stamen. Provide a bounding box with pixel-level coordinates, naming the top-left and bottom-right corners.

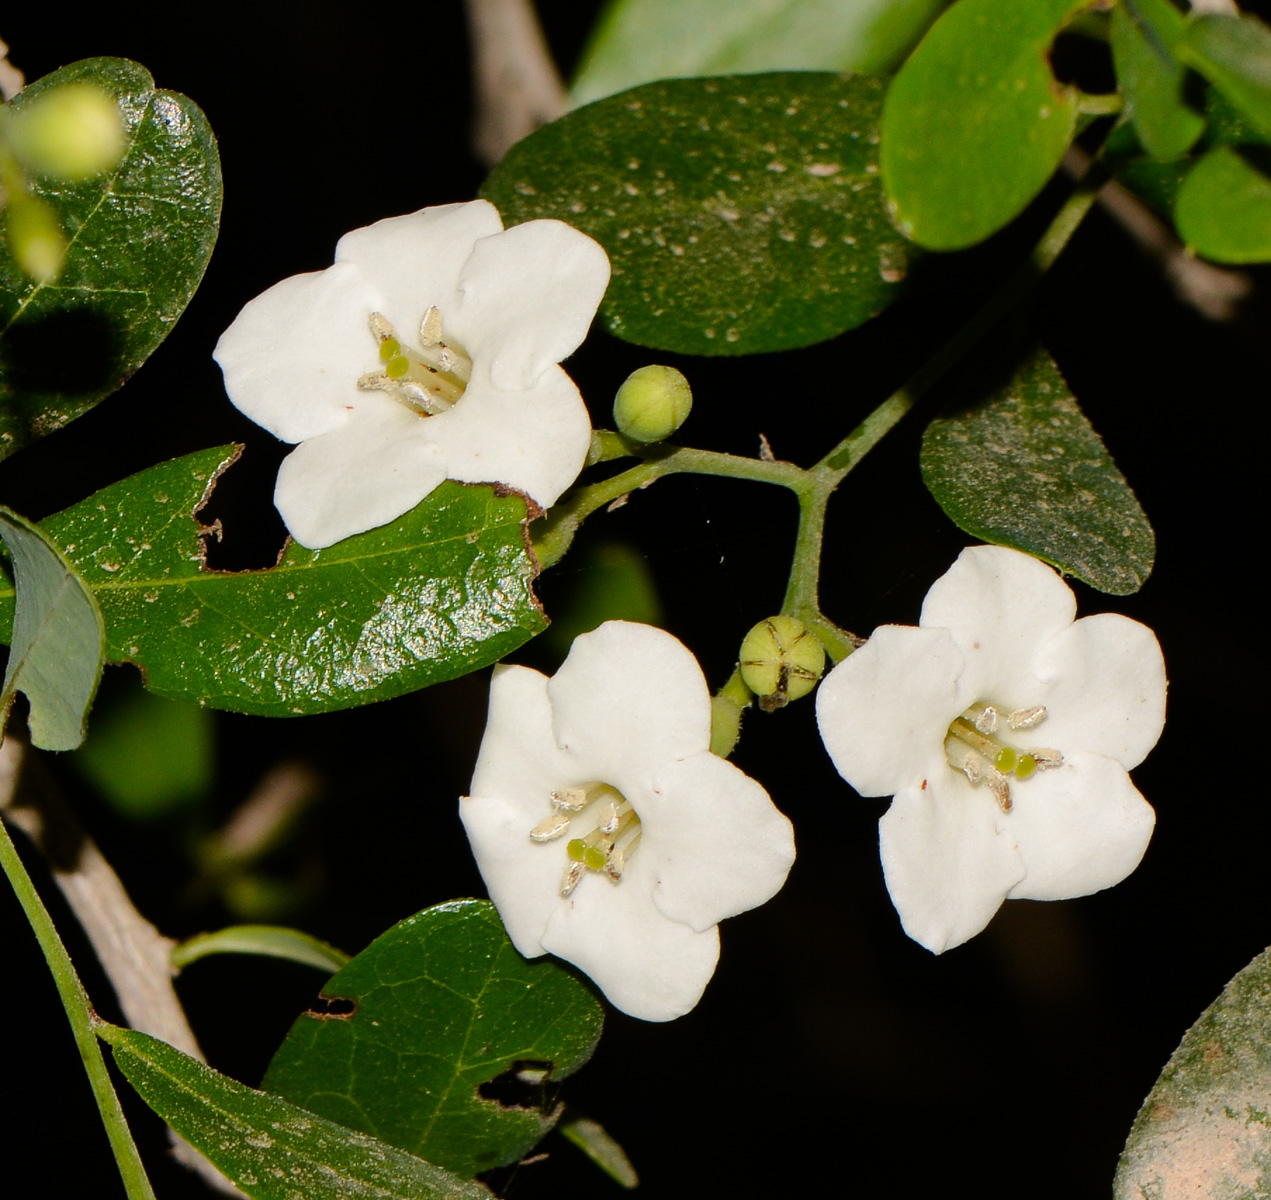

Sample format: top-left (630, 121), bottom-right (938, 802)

top-left (360, 311), bottom-right (471, 416)
top-left (1008, 705), bottom-right (1047, 730)
top-left (975, 705), bottom-right (999, 734)
top-left (551, 787), bottom-right (589, 812)
top-left (1028, 748), bottom-right (1063, 770)
top-left (419, 306), bottom-right (443, 346)
top-left (987, 770), bottom-right (1013, 813)
top-left (560, 860), bottom-right (584, 897)
top-left (530, 813), bottom-right (570, 842)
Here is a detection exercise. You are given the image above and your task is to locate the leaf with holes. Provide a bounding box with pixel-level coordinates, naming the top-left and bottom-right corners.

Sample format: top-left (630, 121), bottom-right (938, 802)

top-left (1114, 946), bottom-right (1271, 1200)
top-left (262, 901), bottom-right (604, 1179)
top-left (881, 0), bottom-right (1087, 250)
top-left (0, 447), bottom-right (547, 715)
top-left (97, 1024), bottom-right (493, 1200)
top-left (0, 58), bottom-right (221, 459)
top-left (484, 73), bottom-right (911, 356)
top-left (921, 346), bottom-right (1154, 595)
top-left (0, 507), bottom-right (105, 750)
top-left (571, 0), bottom-right (947, 106)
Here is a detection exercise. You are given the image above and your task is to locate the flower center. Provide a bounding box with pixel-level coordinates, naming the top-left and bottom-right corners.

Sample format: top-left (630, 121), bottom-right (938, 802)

top-left (357, 308), bottom-right (473, 416)
top-left (528, 783), bottom-right (644, 897)
top-left (944, 701), bottom-right (1063, 812)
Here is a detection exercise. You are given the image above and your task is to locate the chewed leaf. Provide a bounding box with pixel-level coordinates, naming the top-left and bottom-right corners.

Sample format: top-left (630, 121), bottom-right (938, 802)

top-left (1115, 946), bottom-right (1271, 1200)
top-left (97, 1024), bottom-right (492, 1200)
top-left (0, 447), bottom-right (547, 716)
top-left (0, 58), bottom-right (221, 459)
top-left (0, 506), bottom-right (105, 750)
top-left (921, 346), bottom-right (1154, 595)
top-left (262, 901), bottom-right (604, 1179)
top-left (484, 73), bottom-right (911, 356)
top-left (881, 0), bottom-right (1087, 249)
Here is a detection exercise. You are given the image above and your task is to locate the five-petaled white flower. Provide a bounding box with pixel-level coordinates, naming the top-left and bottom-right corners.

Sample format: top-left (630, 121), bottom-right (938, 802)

top-left (460, 621), bottom-right (796, 1021)
top-left (214, 200), bottom-right (610, 549)
top-left (816, 545), bottom-right (1166, 954)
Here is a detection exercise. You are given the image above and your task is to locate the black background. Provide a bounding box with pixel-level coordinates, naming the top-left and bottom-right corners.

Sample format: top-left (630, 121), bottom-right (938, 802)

top-left (0, 4), bottom-right (1265, 1197)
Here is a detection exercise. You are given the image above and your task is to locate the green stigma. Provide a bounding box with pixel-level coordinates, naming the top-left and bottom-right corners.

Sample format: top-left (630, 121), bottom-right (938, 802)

top-left (1015, 754), bottom-right (1037, 779)
top-left (995, 747), bottom-right (1017, 774)
top-left (583, 845), bottom-right (608, 871)
top-left (567, 838), bottom-right (586, 863)
top-left (385, 355), bottom-right (410, 379)
top-left (379, 337), bottom-right (401, 361)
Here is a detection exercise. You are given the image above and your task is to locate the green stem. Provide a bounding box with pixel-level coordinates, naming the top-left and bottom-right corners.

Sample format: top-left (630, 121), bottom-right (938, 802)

top-left (0, 815), bottom-right (156, 1200)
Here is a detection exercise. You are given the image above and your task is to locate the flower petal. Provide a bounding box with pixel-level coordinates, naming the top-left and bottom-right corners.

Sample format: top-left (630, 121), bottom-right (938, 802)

top-left (638, 753), bottom-right (795, 933)
top-left (920, 546), bottom-right (1076, 702)
top-left (462, 664), bottom-right (576, 958)
top-left (547, 622), bottom-right (712, 777)
top-left (879, 781), bottom-right (1026, 953)
top-left (1005, 751), bottom-right (1155, 901)
top-left (454, 219), bottom-right (611, 390)
top-left (334, 201), bottom-right (504, 333)
top-left (1032, 613), bottom-right (1167, 770)
top-left (273, 397), bottom-right (446, 549)
top-left (431, 362), bottom-right (591, 507)
top-left (540, 863), bottom-right (722, 1021)
top-left (816, 625), bottom-right (966, 796)
top-left (214, 263), bottom-right (379, 444)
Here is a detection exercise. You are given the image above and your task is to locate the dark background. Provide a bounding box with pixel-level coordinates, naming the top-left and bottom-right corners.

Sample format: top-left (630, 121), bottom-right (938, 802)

top-left (0, 4), bottom-right (1265, 1197)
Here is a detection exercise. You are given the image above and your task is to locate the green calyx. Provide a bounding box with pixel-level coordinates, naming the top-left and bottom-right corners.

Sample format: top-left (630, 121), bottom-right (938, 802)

top-left (613, 365), bottom-right (693, 443)
top-left (739, 614), bottom-right (826, 712)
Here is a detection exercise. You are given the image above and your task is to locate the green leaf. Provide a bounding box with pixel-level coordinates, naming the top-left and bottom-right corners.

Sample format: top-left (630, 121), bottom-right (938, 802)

top-left (1115, 946), bottom-right (1271, 1200)
top-left (172, 925), bottom-right (352, 974)
top-left (1110, 0), bottom-right (1205, 160)
top-left (1179, 12), bottom-right (1271, 140)
top-left (920, 345), bottom-right (1154, 595)
top-left (0, 58), bottom-right (221, 459)
top-left (0, 506), bottom-right (105, 750)
top-left (262, 900), bottom-right (604, 1179)
top-left (0, 447), bottom-right (548, 716)
top-left (543, 540), bottom-right (662, 661)
top-left (72, 682), bottom-right (213, 819)
top-left (559, 1113), bottom-right (639, 1189)
top-left (1174, 143), bottom-right (1271, 263)
top-left (881, 0), bottom-right (1086, 250)
top-left (483, 73), bottom-right (911, 356)
top-left (97, 1024), bottom-right (492, 1200)
top-left (571, 0), bottom-right (947, 106)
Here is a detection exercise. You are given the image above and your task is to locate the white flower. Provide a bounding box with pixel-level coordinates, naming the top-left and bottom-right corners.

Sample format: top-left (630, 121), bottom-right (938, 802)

top-left (816, 546), bottom-right (1166, 954)
top-left (214, 200), bottom-right (610, 549)
top-left (460, 621), bottom-right (796, 1021)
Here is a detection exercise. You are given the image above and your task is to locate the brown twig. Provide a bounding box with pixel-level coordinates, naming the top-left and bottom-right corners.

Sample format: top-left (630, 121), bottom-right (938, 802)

top-left (465, 0), bottom-right (567, 166)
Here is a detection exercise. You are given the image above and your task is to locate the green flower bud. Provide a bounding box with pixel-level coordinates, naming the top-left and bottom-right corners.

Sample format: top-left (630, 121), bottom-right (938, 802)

top-left (739, 615), bottom-right (826, 712)
top-left (8, 83), bottom-right (125, 179)
top-left (613, 364), bottom-right (692, 443)
top-left (3, 189), bottom-right (65, 281)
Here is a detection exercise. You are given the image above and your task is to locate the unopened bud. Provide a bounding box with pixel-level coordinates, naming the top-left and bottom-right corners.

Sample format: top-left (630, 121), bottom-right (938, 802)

top-left (739, 615), bottom-right (826, 712)
top-left (4, 189), bottom-right (65, 281)
top-left (613, 364), bottom-right (692, 443)
top-left (8, 83), bottom-right (125, 179)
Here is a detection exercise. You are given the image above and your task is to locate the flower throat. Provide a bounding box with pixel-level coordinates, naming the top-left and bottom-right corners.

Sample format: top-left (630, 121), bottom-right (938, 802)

top-left (944, 701), bottom-right (1062, 812)
top-left (357, 308), bottom-right (472, 416)
top-left (528, 783), bottom-right (643, 897)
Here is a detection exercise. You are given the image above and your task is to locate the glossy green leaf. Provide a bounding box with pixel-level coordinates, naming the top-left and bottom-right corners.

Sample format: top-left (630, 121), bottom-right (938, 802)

top-left (1179, 12), bottom-right (1271, 140)
top-left (1115, 946), bottom-right (1271, 1200)
top-left (921, 346), bottom-right (1154, 595)
top-left (571, 0), bottom-right (947, 106)
top-left (262, 901), bottom-right (604, 1179)
top-left (0, 58), bottom-right (221, 459)
top-left (1174, 143), bottom-right (1271, 263)
top-left (72, 682), bottom-right (212, 819)
top-left (0, 447), bottom-right (547, 715)
top-left (1110, 0), bottom-right (1205, 160)
top-left (172, 925), bottom-right (352, 974)
top-left (881, 0), bottom-right (1085, 250)
top-left (97, 1024), bottom-right (492, 1200)
top-left (484, 73), bottom-right (911, 356)
top-left (0, 506), bottom-right (105, 750)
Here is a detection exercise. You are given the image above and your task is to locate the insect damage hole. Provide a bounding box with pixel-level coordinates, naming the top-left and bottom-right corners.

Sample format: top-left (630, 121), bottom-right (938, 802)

top-left (478, 1059), bottom-right (559, 1111)
top-left (306, 994), bottom-right (358, 1019)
